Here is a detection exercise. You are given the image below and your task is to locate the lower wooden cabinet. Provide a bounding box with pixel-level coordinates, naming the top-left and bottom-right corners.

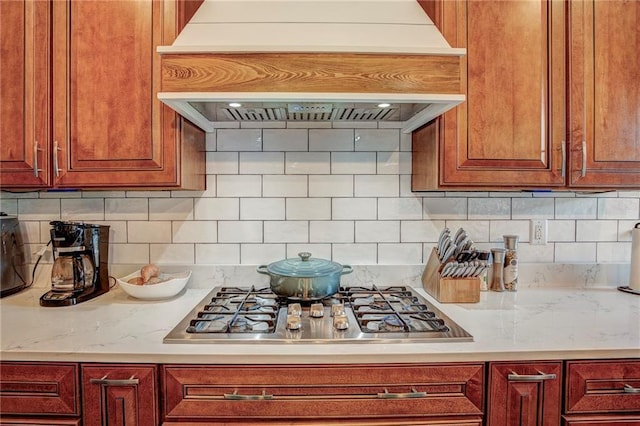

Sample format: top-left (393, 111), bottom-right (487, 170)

top-left (486, 361), bottom-right (562, 426)
top-left (564, 359), bottom-right (640, 425)
top-left (162, 363), bottom-right (485, 424)
top-left (0, 362), bottom-right (80, 421)
top-left (81, 364), bottom-right (158, 426)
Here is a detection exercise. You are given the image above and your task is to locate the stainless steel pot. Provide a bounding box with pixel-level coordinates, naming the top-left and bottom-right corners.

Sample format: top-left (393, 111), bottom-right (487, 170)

top-left (257, 252), bottom-right (353, 300)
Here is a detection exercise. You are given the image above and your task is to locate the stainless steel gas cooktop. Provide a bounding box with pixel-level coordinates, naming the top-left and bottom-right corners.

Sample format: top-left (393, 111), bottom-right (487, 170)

top-left (164, 285), bottom-right (473, 344)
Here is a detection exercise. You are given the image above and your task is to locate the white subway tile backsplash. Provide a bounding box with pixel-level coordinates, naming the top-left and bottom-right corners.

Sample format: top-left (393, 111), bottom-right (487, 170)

top-left (217, 175), bottom-right (262, 197)
top-left (286, 198), bottom-right (331, 220)
top-left (263, 129), bottom-right (308, 151)
top-left (597, 242), bottom-right (632, 263)
top-left (240, 198), bottom-right (285, 220)
top-left (149, 198), bottom-right (194, 221)
top-left (355, 175), bottom-right (398, 197)
top-left (241, 244), bottom-right (286, 264)
top-left (218, 221), bottom-right (262, 243)
top-left (378, 197), bottom-right (422, 220)
top-left (194, 198), bottom-right (239, 220)
top-left (264, 221), bottom-right (308, 243)
top-left (576, 220), bottom-right (618, 242)
top-left (217, 129), bottom-right (262, 151)
top-left (172, 221), bottom-right (217, 243)
top-left (400, 220), bottom-right (445, 243)
top-left (61, 198), bottom-right (104, 221)
top-left (332, 198), bottom-right (377, 220)
top-left (548, 220), bottom-right (576, 242)
top-left (104, 198), bottom-right (147, 221)
top-left (150, 244), bottom-right (195, 264)
top-left (556, 198), bottom-right (597, 219)
top-left (310, 221), bottom-right (354, 243)
top-left (128, 221), bottom-right (171, 243)
top-left (378, 243), bottom-right (422, 265)
top-left (285, 152), bottom-right (330, 174)
top-left (6, 124), bottom-right (639, 267)
top-left (196, 243), bottom-right (240, 264)
top-left (376, 151), bottom-right (401, 175)
top-left (356, 221), bottom-right (399, 243)
top-left (110, 244), bottom-right (149, 264)
top-left (355, 129), bottom-right (399, 151)
top-left (332, 243), bottom-right (377, 264)
top-left (286, 244), bottom-right (332, 259)
top-left (263, 175), bottom-right (308, 197)
top-left (309, 175), bottom-right (353, 197)
top-left (598, 198), bottom-right (640, 219)
top-left (423, 198), bottom-right (466, 220)
top-left (239, 152), bottom-right (284, 174)
top-left (309, 129), bottom-right (354, 151)
top-left (555, 242), bottom-right (596, 263)
top-left (512, 198), bottom-right (554, 219)
top-left (468, 198), bottom-right (511, 220)
top-left (207, 152), bottom-right (238, 174)
top-left (331, 152), bottom-right (376, 174)
top-left (489, 220), bottom-right (529, 243)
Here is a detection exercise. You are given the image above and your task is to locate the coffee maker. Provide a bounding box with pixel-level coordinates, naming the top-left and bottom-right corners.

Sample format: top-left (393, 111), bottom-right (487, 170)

top-left (40, 221), bottom-right (110, 307)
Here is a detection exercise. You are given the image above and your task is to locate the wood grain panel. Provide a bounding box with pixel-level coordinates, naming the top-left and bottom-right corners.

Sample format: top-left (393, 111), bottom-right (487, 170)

top-left (0, 362), bottom-right (80, 416)
top-left (161, 53), bottom-right (461, 94)
top-left (412, 0), bottom-right (566, 190)
top-left (0, 0), bottom-right (51, 188)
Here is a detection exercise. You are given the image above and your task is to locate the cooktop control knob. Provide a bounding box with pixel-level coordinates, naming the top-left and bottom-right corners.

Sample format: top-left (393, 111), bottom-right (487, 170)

top-left (287, 303), bottom-right (302, 316)
top-left (330, 303), bottom-right (345, 317)
top-left (333, 313), bottom-right (349, 330)
top-left (286, 314), bottom-right (302, 330)
top-left (309, 303), bottom-right (324, 318)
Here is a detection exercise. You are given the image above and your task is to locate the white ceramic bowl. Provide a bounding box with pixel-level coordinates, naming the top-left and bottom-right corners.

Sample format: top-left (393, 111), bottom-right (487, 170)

top-left (116, 270), bottom-right (191, 300)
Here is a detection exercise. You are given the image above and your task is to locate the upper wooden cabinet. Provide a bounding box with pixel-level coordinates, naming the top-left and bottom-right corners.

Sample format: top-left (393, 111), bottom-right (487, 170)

top-left (568, 0), bottom-right (640, 188)
top-left (0, 0), bottom-right (205, 191)
top-left (413, 0), bottom-right (640, 191)
top-left (0, 0), bottom-right (51, 188)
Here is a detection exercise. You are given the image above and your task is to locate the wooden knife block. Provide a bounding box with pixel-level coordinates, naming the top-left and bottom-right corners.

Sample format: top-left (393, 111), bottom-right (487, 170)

top-left (421, 248), bottom-right (480, 303)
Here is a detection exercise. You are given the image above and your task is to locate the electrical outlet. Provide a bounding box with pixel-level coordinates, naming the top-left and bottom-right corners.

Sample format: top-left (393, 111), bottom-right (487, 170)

top-left (530, 219), bottom-right (547, 245)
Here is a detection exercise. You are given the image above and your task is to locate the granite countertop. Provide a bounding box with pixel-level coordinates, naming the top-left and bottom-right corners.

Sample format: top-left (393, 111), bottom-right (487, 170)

top-left (1, 273), bottom-right (639, 364)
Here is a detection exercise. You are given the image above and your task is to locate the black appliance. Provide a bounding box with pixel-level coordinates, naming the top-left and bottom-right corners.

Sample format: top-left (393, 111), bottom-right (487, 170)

top-left (0, 213), bottom-right (28, 297)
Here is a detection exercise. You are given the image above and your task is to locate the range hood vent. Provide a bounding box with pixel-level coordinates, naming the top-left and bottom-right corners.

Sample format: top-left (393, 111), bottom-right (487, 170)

top-left (158, 0), bottom-right (465, 133)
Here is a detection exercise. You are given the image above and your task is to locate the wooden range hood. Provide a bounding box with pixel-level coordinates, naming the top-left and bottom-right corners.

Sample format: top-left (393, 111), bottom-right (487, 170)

top-left (158, 0), bottom-right (465, 133)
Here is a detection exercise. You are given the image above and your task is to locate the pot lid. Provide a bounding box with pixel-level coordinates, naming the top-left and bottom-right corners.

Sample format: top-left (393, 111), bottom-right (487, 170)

top-left (267, 252), bottom-right (343, 277)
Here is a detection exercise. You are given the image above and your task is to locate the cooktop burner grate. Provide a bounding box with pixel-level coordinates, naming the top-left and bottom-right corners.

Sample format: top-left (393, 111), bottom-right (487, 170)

top-left (164, 285), bottom-right (473, 344)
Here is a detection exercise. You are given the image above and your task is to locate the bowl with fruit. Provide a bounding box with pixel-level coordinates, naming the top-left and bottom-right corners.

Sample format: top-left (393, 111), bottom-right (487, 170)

top-left (116, 264), bottom-right (191, 300)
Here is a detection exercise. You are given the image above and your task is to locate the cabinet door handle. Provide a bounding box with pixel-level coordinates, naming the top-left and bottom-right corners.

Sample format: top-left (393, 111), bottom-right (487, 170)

top-left (224, 390), bottom-right (274, 400)
top-left (90, 375), bottom-right (139, 386)
top-left (377, 388), bottom-right (427, 399)
top-left (581, 140), bottom-right (587, 177)
top-left (560, 141), bottom-right (566, 178)
top-left (624, 384), bottom-right (640, 394)
top-left (507, 371), bottom-right (557, 381)
top-left (53, 141), bottom-right (62, 177)
top-left (33, 141), bottom-right (42, 177)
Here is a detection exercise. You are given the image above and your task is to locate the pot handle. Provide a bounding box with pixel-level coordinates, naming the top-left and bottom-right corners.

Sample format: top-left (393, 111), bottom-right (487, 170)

top-left (341, 265), bottom-right (353, 275)
top-left (256, 265), bottom-right (269, 275)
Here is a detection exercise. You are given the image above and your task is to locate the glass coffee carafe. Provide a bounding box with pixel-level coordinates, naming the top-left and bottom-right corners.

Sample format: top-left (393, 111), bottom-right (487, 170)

top-left (51, 251), bottom-right (96, 292)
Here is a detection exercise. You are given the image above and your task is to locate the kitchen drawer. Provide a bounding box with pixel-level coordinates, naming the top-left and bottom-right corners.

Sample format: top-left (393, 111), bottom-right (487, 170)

top-left (565, 359), bottom-right (640, 414)
top-left (563, 414), bottom-right (640, 425)
top-left (0, 362), bottom-right (80, 416)
top-left (162, 363), bottom-right (484, 422)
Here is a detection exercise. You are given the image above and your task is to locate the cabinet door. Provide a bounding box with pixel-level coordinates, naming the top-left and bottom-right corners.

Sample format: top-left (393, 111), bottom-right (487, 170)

top-left (0, 0), bottom-right (51, 189)
top-left (81, 364), bottom-right (158, 426)
top-left (568, 0), bottom-right (640, 188)
top-left (487, 361), bottom-right (562, 426)
top-left (51, 0), bottom-right (204, 189)
top-left (414, 0), bottom-right (566, 190)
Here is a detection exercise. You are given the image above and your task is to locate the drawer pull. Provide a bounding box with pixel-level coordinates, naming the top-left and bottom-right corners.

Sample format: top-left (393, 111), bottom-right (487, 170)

top-left (90, 375), bottom-right (139, 386)
top-left (624, 384), bottom-right (640, 394)
top-left (377, 388), bottom-right (427, 399)
top-left (224, 390), bottom-right (274, 400)
top-left (508, 371), bottom-right (557, 382)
